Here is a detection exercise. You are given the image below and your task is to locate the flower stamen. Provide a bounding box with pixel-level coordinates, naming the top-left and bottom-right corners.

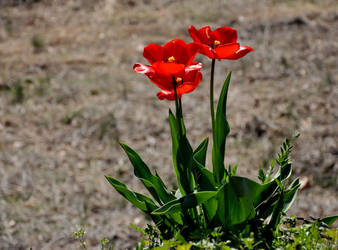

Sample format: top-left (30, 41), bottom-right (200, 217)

top-left (214, 40), bottom-right (221, 46)
top-left (168, 56), bottom-right (175, 62)
top-left (176, 77), bottom-right (183, 84)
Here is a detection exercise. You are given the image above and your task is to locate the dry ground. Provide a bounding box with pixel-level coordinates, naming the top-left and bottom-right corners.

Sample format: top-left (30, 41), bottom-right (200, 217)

top-left (0, 0), bottom-right (337, 249)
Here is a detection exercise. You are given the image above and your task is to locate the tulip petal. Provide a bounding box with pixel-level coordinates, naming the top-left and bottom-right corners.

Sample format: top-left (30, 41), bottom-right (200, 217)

top-left (157, 90), bottom-right (175, 101)
top-left (214, 43), bottom-right (240, 59)
top-left (177, 82), bottom-right (198, 95)
top-left (133, 63), bottom-right (155, 75)
top-left (189, 25), bottom-right (214, 45)
top-left (186, 42), bottom-right (200, 65)
top-left (183, 70), bottom-right (203, 86)
top-left (188, 25), bottom-right (203, 43)
top-left (214, 27), bottom-right (238, 44)
top-left (185, 63), bottom-right (203, 72)
top-left (194, 43), bottom-right (216, 59)
top-left (226, 46), bottom-right (254, 60)
top-left (163, 39), bottom-right (196, 66)
top-left (156, 71), bottom-right (202, 101)
top-left (143, 44), bottom-right (163, 64)
top-left (152, 62), bottom-right (185, 76)
top-left (149, 75), bottom-right (172, 91)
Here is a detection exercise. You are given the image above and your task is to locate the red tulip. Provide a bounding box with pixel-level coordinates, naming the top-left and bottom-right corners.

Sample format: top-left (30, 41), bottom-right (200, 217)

top-left (133, 39), bottom-right (203, 101)
top-left (143, 38), bottom-right (200, 66)
top-left (188, 25), bottom-right (253, 60)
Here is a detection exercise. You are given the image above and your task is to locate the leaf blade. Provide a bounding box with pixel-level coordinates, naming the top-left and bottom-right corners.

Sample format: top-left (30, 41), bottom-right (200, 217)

top-left (212, 72), bottom-right (231, 183)
top-left (152, 191), bottom-right (217, 216)
top-left (120, 143), bottom-right (175, 204)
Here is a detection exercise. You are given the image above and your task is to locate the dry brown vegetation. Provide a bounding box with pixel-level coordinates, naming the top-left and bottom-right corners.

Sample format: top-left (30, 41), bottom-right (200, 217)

top-left (0, 0), bottom-right (337, 249)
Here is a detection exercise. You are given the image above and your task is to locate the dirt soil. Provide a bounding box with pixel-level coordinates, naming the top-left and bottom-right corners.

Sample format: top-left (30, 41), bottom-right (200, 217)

top-left (0, 0), bottom-right (337, 249)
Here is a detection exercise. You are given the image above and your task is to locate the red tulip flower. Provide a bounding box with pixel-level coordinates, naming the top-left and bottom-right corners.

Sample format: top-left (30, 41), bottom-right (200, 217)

top-left (133, 39), bottom-right (203, 101)
top-left (188, 25), bottom-right (253, 60)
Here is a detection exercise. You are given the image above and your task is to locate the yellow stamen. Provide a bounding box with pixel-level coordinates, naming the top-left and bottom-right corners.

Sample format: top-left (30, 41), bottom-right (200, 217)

top-left (214, 40), bottom-right (221, 46)
top-left (168, 56), bottom-right (175, 62)
top-left (176, 77), bottom-right (183, 84)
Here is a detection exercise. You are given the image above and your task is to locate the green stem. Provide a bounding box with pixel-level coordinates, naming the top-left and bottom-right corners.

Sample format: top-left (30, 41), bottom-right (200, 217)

top-left (172, 76), bottom-right (183, 138)
top-left (210, 59), bottom-right (216, 140)
top-left (179, 98), bottom-right (183, 117)
top-left (172, 76), bottom-right (199, 227)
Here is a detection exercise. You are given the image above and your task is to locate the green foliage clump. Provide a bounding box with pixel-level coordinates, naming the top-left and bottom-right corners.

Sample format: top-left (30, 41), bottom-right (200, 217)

top-left (105, 74), bottom-right (311, 247)
top-left (136, 217), bottom-right (337, 250)
top-left (273, 217), bottom-right (338, 250)
top-left (73, 228), bottom-right (88, 250)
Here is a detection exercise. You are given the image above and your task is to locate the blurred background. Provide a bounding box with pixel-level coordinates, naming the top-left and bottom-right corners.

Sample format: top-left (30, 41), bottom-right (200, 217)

top-left (0, 0), bottom-right (337, 249)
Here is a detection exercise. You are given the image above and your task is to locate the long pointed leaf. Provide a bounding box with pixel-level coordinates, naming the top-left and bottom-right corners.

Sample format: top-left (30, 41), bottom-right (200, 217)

top-left (120, 143), bottom-right (175, 204)
top-left (152, 191), bottom-right (217, 216)
top-left (268, 190), bottom-right (284, 229)
top-left (212, 72), bottom-right (231, 183)
top-left (105, 176), bottom-right (181, 235)
top-left (191, 138), bottom-right (218, 223)
top-left (192, 137), bottom-right (216, 191)
top-left (282, 178), bottom-right (300, 212)
top-left (192, 159), bottom-right (216, 191)
top-left (169, 110), bottom-right (194, 196)
top-left (105, 176), bottom-right (156, 213)
top-left (321, 215), bottom-right (338, 226)
top-left (193, 137), bottom-right (209, 167)
top-left (216, 179), bottom-right (255, 228)
top-left (273, 163), bottom-right (292, 181)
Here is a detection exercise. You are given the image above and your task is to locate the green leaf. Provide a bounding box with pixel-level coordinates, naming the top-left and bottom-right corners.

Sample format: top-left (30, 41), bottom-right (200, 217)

top-left (177, 136), bottom-right (194, 194)
top-left (152, 191), bottom-right (217, 216)
top-left (191, 159), bottom-right (218, 222)
top-left (192, 159), bottom-right (216, 191)
top-left (212, 72), bottom-right (231, 183)
top-left (230, 165), bottom-right (238, 176)
top-left (120, 143), bottom-right (175, 205)
top-left (169, 110), bottom-right (179, 159)
top-left (151, 203), bottom-right (184, 226)
top-left (105, 176), bottom-right (156, 213)
top-left (282, 178), bottom-right (300, 212)
top-left (279, 163), bottom-right (292, 181)
top-left (216, 176), bottom-right (258, 228)
top-left (177, 244), bottom-right (192, 250)
top-left (191, 140), bottom-right (218, 223)
top-left (267, 177), bottom-right (299, 229)
top-left (191, 139), bottom-right (218, 224)
top-left (106, 176), bottom-right (181, 235)
top-left (256, 193), bottom-right (279, 220)
top-left (144, 203), bottom-right (177, 239)
top-left (193, 137), bottom-right (209, 167)
top-left (265, 159), bottom-right (276, 183)
top-left (231, 176), bottom-right (275, 207)
top-left (192, 137), bottom-right (216, 191)
top-left (268, 190), bottom-right (284, 229)
top-left (258, 169), bottom-right (266, 183)
top-left (169, 110), bottom-right (194, 196)
top-left (321, 215), bottom-right (338, 226)
top-left (106, 176), bottom-right (182, 237)
top-left (213, 176), bottom-right (281, 229)
top-left (169, 110), bottom-right (185, 194)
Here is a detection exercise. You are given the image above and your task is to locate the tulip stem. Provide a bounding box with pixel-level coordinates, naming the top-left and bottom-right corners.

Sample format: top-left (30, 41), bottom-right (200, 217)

top-left (179, 98), bottom-right (183, 117)
top-left (172, 77), bottom-right (200, 225)
top-left (210, 59), bottom-right (216, 139)
top-left (172, 76), bottom-right (183, 138)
